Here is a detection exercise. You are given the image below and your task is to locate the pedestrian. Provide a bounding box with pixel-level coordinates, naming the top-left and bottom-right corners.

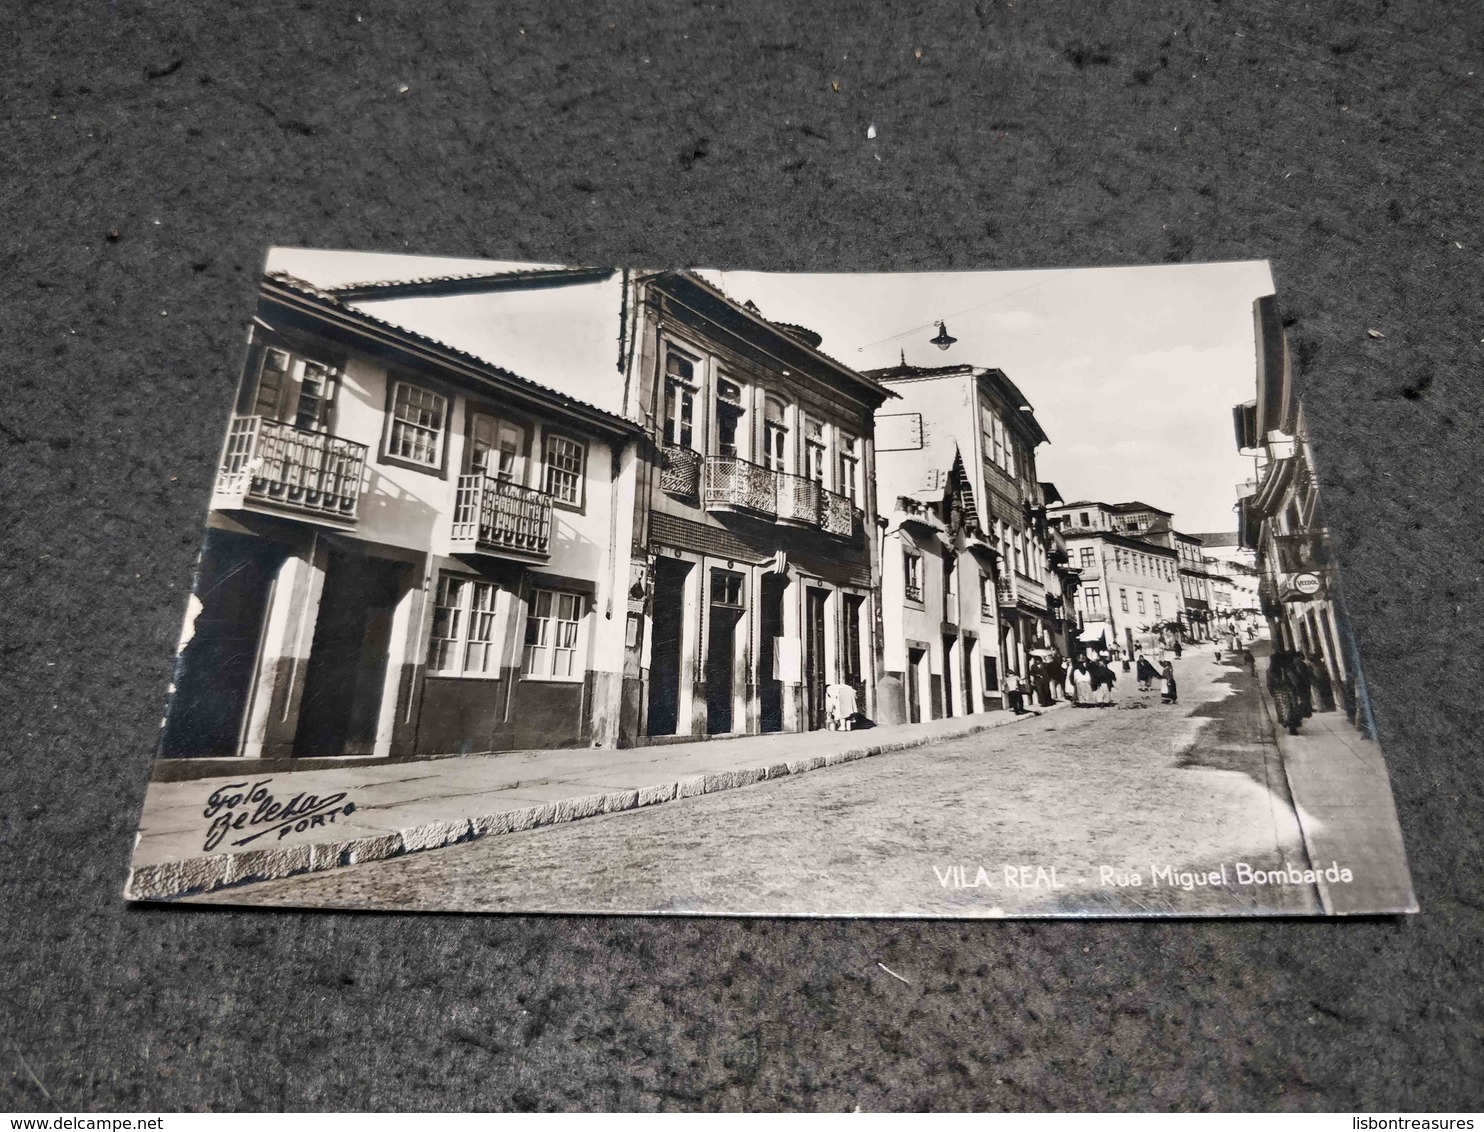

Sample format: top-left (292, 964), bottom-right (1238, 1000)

top-left (1308, 653), bottom-right (1335, 711)
top-left (1241, 647), bottom-right (1257, 677)
top-left (1004, 670), bottom-right (1026, 714)
top-left (1267, 651), bottom-right (1303, 736)
top-left (1136, 651), bottom-right (1159, 692)
top-left (1091, 658), bottom-right (1116, 706)
top-left (1031, 657), bottom-right (1054, 708)
top-left (1071, 660), bottom-right (1094, 707)
top-left (1049, 652), bottom-right (1067, 703)
top-left (1292, 653), bottom-right (1314, 721)
top-left (1173, 638), bottom-right (1183, 659)
top-left (1160, 661), bottom-right (1178, 704)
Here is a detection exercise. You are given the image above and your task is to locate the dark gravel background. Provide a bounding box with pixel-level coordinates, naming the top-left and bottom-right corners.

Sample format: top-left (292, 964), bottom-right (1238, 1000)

top-left (1, 0), bottom-right (1480, 1112)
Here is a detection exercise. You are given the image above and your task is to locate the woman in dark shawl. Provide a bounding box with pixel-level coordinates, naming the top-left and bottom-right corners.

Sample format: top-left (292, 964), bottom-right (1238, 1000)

top-left (1267, 651), bottom-right (1302, 735)
top-left (1135, 651), bottom-right (1160, 692)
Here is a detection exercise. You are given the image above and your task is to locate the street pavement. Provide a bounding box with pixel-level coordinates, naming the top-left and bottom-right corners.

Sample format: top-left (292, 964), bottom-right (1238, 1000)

top-left (197, 648), bottom-right (1324, 917)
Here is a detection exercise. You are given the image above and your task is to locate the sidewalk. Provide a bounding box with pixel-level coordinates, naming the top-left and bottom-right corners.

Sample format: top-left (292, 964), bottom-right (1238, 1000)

top-left (1252, 649), bottom-right (1417, 915)
top-left (127, 704), bottom-right (1066, 900)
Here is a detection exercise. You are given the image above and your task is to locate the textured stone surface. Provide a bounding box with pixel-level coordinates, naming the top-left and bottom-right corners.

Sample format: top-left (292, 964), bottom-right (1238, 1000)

top-left (1, 0), bottom-right (1481, 1112)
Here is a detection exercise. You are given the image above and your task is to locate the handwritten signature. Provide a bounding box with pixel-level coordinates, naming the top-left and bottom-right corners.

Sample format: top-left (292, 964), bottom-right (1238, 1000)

top-left (202, 778), bottom-right (357, 853)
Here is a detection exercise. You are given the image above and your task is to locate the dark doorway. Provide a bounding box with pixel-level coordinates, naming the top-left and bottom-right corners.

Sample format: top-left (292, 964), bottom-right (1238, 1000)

top-left (295, 548), bottom-right (407, 757)
top-left (963, 637), bottom-right (977, 714)
top-left (842, 594), bottom-right (865, 710)
top-left (161, 529), bottom-right (287, 758)
top-left (804, 587), bottom-right (829, 730)
top-left (646, 557), bottom-right (690, 736)
top-left (942, 634), bottom-right (958, 718)
top-left (706, 569), bottom-right (745, 735)
top-left (907, 647), bottom-right (925, 724)
top-left (983, 655), bottom-right (999, 711)
top-left (758, 573), bottom-right (787, 732)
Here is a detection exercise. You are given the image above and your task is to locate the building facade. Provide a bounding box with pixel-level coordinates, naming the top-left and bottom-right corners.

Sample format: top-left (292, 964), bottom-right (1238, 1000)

top-left (1234, 294), bottom-right (1368, 728)
top-left (865, 360), bottom-right (1059, 722)
top-left (1048, 501), bottom-right (1183, 657)
top-left (621, 274), bottom-right (892, 743)
top-left (162, 271), bottom-right (643, 763)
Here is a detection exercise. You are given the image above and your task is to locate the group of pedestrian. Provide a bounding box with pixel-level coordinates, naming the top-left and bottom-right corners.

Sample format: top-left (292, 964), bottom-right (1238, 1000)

top-left (1266, 649), bottom-right (1335, 735)
top-left (1067, 655), bottom-right (1122, 707)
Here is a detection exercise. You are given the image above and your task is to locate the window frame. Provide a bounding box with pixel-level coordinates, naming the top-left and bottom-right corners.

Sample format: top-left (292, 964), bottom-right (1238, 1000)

top-left (520, 586), bottom-right (587, 682)
top-left (465, 405), bottom-right (531, 484)
top-left (380, 377), bottom-right (451, 478)
top-left (662, 343), bottom-right (700, 452)
top-left (425, 572), bottom-right (502, 679)
top-left (542, 431), bottom-right (588, 511)
top-left (903, 550), bottom-right (924, 604)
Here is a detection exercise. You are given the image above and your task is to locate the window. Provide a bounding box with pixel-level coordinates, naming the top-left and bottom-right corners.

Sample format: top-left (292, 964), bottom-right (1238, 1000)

top-left (427, 574), bottom-right (499, 677)
top-left (1137, 592), bottom-right (1146, 614)
top-left (1083, 586), bottom-right (1102, 610)
top-left (468, 412), bottom-right (525, 481)
top-left (387, 382), bottom-right (448, 468)
top-left (943, 558), bottom-right (957, 619)
top-left (294, 361), bottom-right (336, 431)
top-left (1153, 595), bottom-right (1162, 617)
top-left (543, 435), bottom-right (585, 506)
top-left (803, 416), bottom-right (827, 484)
top-left (1079, 546), bottom-right (1095, 569)
top-left (710, 569), bottom-right (744, 608)
top-left (663, 348), bottom-right (697, 450)
top-left (981, 572), bottom-right (995, 612)
top-left (763, 396), bottom-right (790, 472)
top-left (522, 588), bottom-right (584, 679)
top-left (1120, 588), bottom-right (1129, 612)
top-left (904, 551), bottom-right (923, 602)
top-left (249, 345), bottom-right (339, 431)
top-left (1079, 511), bottom-right (1090, 527)
top-left (715, 377), bottom-right (744, 458)
top-left (838, 433), bottom-right (860, 503)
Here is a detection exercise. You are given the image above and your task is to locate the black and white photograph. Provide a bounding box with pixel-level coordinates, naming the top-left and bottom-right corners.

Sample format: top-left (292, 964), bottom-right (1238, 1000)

top-left (124, 250), bottom-right (1415, 918)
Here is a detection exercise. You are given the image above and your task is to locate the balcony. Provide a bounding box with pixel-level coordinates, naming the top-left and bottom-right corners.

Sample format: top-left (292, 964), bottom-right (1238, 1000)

top-left (996, 577), bottom-right (1016, 608)
top-left (704, 455), bottom-right (777, 519)
top-left (703, 456), bottom-right (858, 539)
top-left (450, 474), bottom-right (553, 562)
top-left (659, 444), bottom-right (701, 502)
top-left (214, 416), bottom-right (366, 523)
top-left (1014, 572), bottom-right (1047, 611)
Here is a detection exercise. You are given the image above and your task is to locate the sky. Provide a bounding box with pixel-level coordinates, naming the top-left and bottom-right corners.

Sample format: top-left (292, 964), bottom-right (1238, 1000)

top-left (266, 248), bottom-right (1273, 535)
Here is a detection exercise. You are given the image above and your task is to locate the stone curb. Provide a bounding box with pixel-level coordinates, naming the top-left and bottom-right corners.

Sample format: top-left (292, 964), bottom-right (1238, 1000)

top-left (125, 710), bottom-right (1050, 902)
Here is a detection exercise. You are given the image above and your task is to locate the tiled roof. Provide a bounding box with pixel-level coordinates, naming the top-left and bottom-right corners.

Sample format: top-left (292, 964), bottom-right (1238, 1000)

top-left (1191, 531), bottom-right (1241, 548)
top-left (323, 266), bottom-right (616, 302)
top-left (263, 271), bottom-right (639, 435)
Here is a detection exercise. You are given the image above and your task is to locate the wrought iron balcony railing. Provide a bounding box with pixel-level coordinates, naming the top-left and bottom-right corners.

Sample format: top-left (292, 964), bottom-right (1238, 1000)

top-left (450, 474), bottom-right (553, 560)
top-left (704, 455), bottom-right (778, 519)
top-left (702, 456), bottom-right (859, 539)
top-left (215, 416), bottom-right (366, 521)
top-left (660, 444), bottom-right (701, 501)
top-left (776, 473), bottom-right (821, 527)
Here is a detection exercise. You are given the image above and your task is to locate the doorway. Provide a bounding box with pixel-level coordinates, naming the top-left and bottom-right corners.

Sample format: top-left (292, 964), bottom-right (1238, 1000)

top-left (758, 572), bottom-right (787, 732)
top-left (295, 547), bottom-right (407, 757)
top-left (706, 568), bottom-right (745, 735)
top-left (646, 557), bottom-right (690, 736)
top-left (942, 633), bottom-right (957, 718)
top-left (804, 587), bottom-right (829, 730)
top-left (161, 528), bottom-right (287, 758)
top-left (906, 647), bottom-right (925, 724)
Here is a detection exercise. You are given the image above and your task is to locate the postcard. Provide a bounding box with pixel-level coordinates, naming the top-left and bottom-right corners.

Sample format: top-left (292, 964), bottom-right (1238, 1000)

top-left (125, 250), bottom-right (1416, 917)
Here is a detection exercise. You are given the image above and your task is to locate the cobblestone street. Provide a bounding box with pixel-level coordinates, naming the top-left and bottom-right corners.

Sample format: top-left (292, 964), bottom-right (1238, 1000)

top-left (201, 649), bottom-right (1320, 917)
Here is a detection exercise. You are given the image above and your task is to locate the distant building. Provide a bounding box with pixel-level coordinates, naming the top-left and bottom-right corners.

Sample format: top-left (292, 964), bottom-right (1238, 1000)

top-left (1188, 531), bottom-right (1260, 619)
top-left (1047, 501), bottom-right (1183, 656)
top-left (866, 358), bottom-right (1060, 722)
